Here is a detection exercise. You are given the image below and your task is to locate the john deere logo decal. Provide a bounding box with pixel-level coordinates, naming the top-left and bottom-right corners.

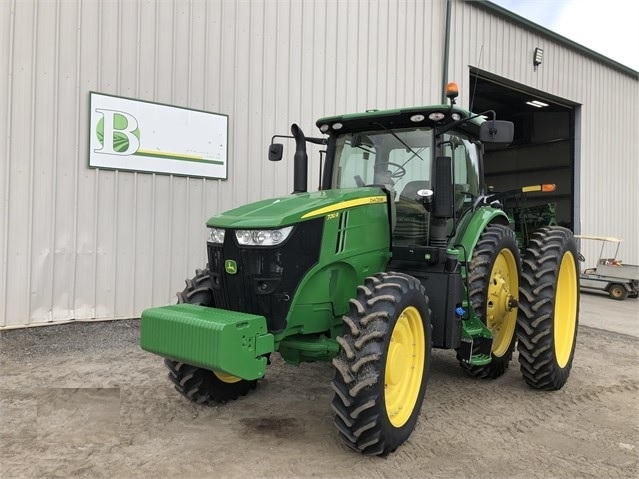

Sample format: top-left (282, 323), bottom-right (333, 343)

top-left (225, 260), bottom-right (238, 275)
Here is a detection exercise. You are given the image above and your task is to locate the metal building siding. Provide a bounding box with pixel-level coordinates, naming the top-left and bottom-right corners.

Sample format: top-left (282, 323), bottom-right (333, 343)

top-left (455, 0), bottom-right (639, 266)
top-left (1, 0), bottom-right (446, 328)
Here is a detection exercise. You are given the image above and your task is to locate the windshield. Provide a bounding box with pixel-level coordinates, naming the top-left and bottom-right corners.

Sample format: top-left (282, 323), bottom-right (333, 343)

top-left (330, 126), bottom-right (482, 246)
top-left (331, 127), bottom-right (434, 196)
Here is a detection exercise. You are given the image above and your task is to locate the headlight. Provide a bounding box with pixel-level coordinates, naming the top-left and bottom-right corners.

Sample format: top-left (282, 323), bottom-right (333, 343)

top-left (208, 227), bottom-right (226, 244)
top-left (235, 226), bottom-right (293, 246)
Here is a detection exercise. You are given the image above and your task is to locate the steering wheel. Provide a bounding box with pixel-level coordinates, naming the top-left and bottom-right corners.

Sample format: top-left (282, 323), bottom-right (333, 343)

top-left (375, 162), bottom-right (407, 179)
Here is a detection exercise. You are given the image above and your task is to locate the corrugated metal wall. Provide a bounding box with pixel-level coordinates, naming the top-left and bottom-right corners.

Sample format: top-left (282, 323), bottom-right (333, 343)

top-left (2, 0), bottom-right (637, 328)
top-left (455, 1), bottom-right (639, 268)
top-left (1, 0), bottom-right (447, 328)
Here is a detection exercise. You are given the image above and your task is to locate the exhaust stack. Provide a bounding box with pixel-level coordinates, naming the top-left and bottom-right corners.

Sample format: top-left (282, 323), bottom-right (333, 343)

top-left (291, 123), bottom-right (308, 193)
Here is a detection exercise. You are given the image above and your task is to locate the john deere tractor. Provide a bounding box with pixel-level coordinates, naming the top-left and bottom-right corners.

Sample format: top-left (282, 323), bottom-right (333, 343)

top-left (140, 84), bottom-right (579, 456)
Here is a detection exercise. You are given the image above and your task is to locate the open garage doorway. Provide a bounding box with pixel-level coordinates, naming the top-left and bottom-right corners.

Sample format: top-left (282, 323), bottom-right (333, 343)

top-left (469, 71), bottom-right (577, 230)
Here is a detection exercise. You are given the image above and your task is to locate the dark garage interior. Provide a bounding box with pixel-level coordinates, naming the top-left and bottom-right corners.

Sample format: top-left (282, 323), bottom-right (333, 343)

top-left (470, 72), bottom-right (576, 229)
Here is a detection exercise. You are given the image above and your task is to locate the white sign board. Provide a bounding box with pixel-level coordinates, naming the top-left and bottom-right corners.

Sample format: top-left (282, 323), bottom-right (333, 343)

top-left (89, 92), bottom-right (228, 179)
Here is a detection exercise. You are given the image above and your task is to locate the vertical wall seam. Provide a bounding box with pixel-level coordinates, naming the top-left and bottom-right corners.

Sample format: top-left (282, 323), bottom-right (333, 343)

top-left (136, 0), bottom-right (141, 98)
top-left (92, 0), bottom-right (103, 317)
top-left (215, 1), bottom-right (222, 214)
top-left (150, 2), bottom-right (158, 297)
top-left (233, 0), bottom-right (240, 199)
top-left (246, 2), bottom-right (251, 198)
top-left (71, 0), bottom-right (82, 319)
top-left (285, 0), bottom-right (292, 177)
top-left (150, 173), bottom-right (156, 303)
top-left (112, 169), bottom-right (119, 316)
top-left (168, 1), bottom-right (176, 300)
top-left (153, 0), bottom-right (158, 101)
top-left (26, 1), bottom-right (38, 322)
top-left (131, 0), bottom-right (141, 316)
top-left (202, 0), bottom-right (208, 224)
top-left (260, 0), bottom-right (268, 190)
top-left (113, 0), bottom-right (121, 315)
top-left (203, 0), bottom-right (208, 109)
top-left (131, 170), bottom-right (137, 316)
top-left (185, 0), bottom-right (193, 270)
top-left (270, 0), bottom-right (279, 198)
top-left (332, 2), bottom-right (338, 113)
top-left (187, 0), bottom-right (193, 107)
top-left (117, 0), bottom-right (121, 94)
top-left (1, 0), bottom-right (17, 325)
top-left (49, 0), bottom-right (61, 319)
top-left (298, 1), bottom-right (303, 122)
top-left (230, 0), bottom-right (238, 200)
top-left (171, 0), bottom-right (176, 103)
top-left (365, 0), bottom-right (371, 107)
top-left (186, 174), bottom-right (190, 276)
top-left (167, 176), bottom-right (174, 301)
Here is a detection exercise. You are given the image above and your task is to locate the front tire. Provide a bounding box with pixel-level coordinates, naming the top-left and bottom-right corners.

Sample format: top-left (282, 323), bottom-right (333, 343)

top-left (164, 359), bottom-right (257, 404)
top-left (517, 227), bottom-right (579, 390)
top-left (331, 273), bottom-right (432, 456)
top-left (457, 224), bottom-right (521, 379)
top-left (164, 268), bottom-right (258, 404)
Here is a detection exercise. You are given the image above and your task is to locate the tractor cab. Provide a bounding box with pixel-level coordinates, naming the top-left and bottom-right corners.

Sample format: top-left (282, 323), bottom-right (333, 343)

top-left (311, 83), bottom-right (512, 249)
top-left (319, 114), bottom-right (483, 247)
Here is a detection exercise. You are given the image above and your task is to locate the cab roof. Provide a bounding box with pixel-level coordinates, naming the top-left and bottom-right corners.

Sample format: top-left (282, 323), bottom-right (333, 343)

top-left (316, 104), bottom-right (486, 136)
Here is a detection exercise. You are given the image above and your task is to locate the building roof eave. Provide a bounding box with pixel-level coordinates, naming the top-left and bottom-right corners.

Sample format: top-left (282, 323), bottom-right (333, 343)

top-left (472, 0), bottom-right (639, 79)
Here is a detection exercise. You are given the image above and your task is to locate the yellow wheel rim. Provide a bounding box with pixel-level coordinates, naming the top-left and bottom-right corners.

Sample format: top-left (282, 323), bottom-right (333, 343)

top-left (554, 252), bottom-right (578, 368)
top-left (384, 306), bottom-right (425, 428)
top-left (214, 370), bottom-right (242, 384)
top-left (486, 249), bottom-right (519, 357)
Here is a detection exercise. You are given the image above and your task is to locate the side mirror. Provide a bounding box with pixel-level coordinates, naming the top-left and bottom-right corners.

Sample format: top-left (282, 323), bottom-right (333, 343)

top-left (268, 143), bottom-right (283, 161)
top-left (480, 120), bottom-right (514, 144)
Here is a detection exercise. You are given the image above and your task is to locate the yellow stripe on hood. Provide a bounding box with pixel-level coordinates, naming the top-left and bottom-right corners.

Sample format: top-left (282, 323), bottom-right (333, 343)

top-left (301, 195), bottom-right (387, 219)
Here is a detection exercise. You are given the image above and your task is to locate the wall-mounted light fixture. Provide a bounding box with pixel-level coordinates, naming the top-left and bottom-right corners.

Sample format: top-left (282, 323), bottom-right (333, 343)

top-left (533, 47), bottom-right (544, 71)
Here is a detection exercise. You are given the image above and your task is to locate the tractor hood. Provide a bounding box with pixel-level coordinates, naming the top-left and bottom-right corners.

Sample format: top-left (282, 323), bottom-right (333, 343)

top-left (207, 187), bottom-right (387, 228)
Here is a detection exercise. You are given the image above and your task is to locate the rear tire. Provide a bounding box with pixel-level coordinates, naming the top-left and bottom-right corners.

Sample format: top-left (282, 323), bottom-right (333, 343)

top-left (608, 283), bottom-right (628, 301)
top-left (164, 268), bottom-right (258, 404)
top-left (457, 224), bottom-right (521, 379)
top-left (517, 227), bottom-right (579, 390)
top-left (331, 272), bottom-right (431, 456)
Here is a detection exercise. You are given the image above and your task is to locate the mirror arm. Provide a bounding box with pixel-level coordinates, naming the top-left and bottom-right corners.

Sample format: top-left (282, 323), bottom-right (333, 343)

top-left (436, 109), bottom-right (496, 137)
top-left (271, 134), bottom-right (293, 144)
top-left (270, 134), bottom-right (326, 146)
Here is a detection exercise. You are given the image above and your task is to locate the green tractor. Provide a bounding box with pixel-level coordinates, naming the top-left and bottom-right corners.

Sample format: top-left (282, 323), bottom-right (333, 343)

top-left (140, 84), bottom-right (580, 456)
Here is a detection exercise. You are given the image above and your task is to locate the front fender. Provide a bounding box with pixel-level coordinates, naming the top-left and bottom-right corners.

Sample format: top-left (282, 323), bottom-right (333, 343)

top-left (452, 207), bottom-right (510, 262)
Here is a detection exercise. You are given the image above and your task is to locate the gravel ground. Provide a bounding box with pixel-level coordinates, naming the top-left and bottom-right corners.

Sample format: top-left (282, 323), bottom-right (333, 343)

top-left (1, 304), bottom-right (638, 479)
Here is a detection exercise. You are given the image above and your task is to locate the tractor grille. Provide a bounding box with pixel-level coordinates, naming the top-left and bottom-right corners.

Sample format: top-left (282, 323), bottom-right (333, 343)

top-left (207, 218), bottom-right (324, 333)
